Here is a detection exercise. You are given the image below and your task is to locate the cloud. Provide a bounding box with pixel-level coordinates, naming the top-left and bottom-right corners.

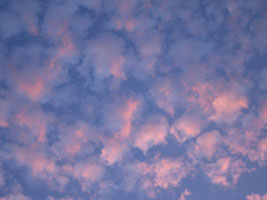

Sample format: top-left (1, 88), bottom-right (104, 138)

top-left (118, 99), bottom-right (140, 138)
top-left (224, 101), bottom-right (267, 165)
top-left (179, 188), bottom-right (192, 200)
top-left (0, 0), bottom-right (266, 199)
top-left (204, 157), bottom-right (249, 187)
top-left (15, 108), bottom-right (50, 143)
top-left (100, 99), bottom-right (140, 165)
top-left (79, 33), bottom-right (128, 82)
top-left (0, 165), bottom-right (5, 187)
top-left (149, 78), bottom-right (182, 115)
top-left (62, 159), bottom-right (105, 191)
top-left (0, 0), bottom-right (40, 38)
top-left (209, 92), bottom-right (248, 123)
top-left (135, 158), bottom-right (191, 190)
top-left (189, 130), bottom-right (221, 161)
top-left (246, 193), bottom-right (267, 200)
top-left (258, 138), bottom-right (267, 164)
top-left (0, 99), bottom-right (8, 127)
top-left (12, 146), bottom-right (57, 177)
top-left (170, 112), bottom-right (206, 143)
top-left (51, 122), bottom-right (96, 159)
top-left (188, 81), bottom-right (248, 124)
top-left (0, 193), bottom-right (31, 200)
top-left (101, 138), bottom-right (128, 165)
top-left (134, 116), bottom-right (169, 153)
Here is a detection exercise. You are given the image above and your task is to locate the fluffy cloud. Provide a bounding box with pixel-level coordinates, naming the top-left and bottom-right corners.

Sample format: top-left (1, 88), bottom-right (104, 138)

top-left (136, 158), bottom-right (191, 189)
top-left (134, 116), bottom-right (169, 153)
top-left (246, 193), bottom-right (267, 200)
top-left (189, 130), bottom-right (221, 161)
top-left (204, 157), bottom-right (248, 187)
top-left (170, 112), bottom-right (206, 143)
top-left (179, 188), bottom-right (192, 200)
top-left (0, 0), bottom-right (266, 199)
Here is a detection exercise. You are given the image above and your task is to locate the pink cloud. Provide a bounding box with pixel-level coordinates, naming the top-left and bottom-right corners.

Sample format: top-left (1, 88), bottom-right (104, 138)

top-left (13, 146), bottom-right (57, 177)
top-left (246, 193), bottom-right (267, 200)
top-left (110, 56), bottom-right (126, 80)
top-left (18, 77), bottom-right (45, 102)
top-left (111, 17), bottom-right (137, 32)
top-left (0, 193), bottom-right (30, 200)
top-left (0, 165), bottom-right (4, 187)
top-left (136, 158), bottom-right (191, 190)
top-left (51, 123), bottom-right (96, 159)
top-left (210, 92), bottom-right (248, 122)
top-left (21, 12), bottom-right (39, 36)
top-left (179, 188), bottom-right (192, 200)
top-left (57, 33), bottom-right (76, 58)
top-left (170, 112), bottom-right (206, 143)
top-left (150, 80), bottom-right (177, 115)
top-left (16, 109), bottom-right (49, 143)
top-left (100, 99), bottom-right (140, 164)
top-left (224, 102), bottom-right (267, 165)
top-left (204, 157), bottom-right (248, 187)
top-left (190, 82), bottom-right (216, 113)
top-left (134, 116), bottom-right (169, 153)
top-left (258, 138), bottom-right (267, 163)
top-left (81, 34), bottom-right (127, 81)
top-left (153, 159), bottom-right (189, 188)
top-left (46, 31), bottom-right (78, 79)
top-left (13, 31), bottom-right (77, 102)
top-left (189, 81), bottom-right (248, 123)
top-left (138, 31), bottom-right (161, 58)
top-left (48, 197), bottom-right (74, 200)
top-left (224, 129), bottom-right (258, 162)
top-left (11, 0), bottom-right (39, 36)
top-left (63, 160), bottom-right (105, 191)
top-left (0, 100), bottom-right (8, 127)
top-left (118, 99), bottom-right (140, 138)
top-left (101, 139), bottom-right (128, 165)
top-left (188, 130), bottom-right (221, 161)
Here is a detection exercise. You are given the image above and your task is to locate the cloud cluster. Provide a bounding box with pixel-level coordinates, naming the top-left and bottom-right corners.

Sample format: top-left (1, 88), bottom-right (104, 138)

top-left (0, 0), bottom-right (266, 199)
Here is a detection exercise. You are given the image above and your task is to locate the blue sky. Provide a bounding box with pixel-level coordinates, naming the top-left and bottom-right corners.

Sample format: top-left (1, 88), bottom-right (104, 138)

top-left (0, 0), bottom-right (267, 200)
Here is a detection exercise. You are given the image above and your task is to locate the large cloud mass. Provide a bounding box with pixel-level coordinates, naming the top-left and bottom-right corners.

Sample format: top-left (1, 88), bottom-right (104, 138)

top-left (0, 0), bottom-right (266, 199)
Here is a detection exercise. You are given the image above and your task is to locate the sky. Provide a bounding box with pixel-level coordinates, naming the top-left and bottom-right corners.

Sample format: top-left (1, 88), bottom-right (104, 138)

top-left (0, 0), bottom-right (267, 200)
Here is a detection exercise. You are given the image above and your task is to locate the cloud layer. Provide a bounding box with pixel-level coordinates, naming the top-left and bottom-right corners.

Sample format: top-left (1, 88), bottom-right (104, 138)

top-left (0, 0), bottom-right (266, 199)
